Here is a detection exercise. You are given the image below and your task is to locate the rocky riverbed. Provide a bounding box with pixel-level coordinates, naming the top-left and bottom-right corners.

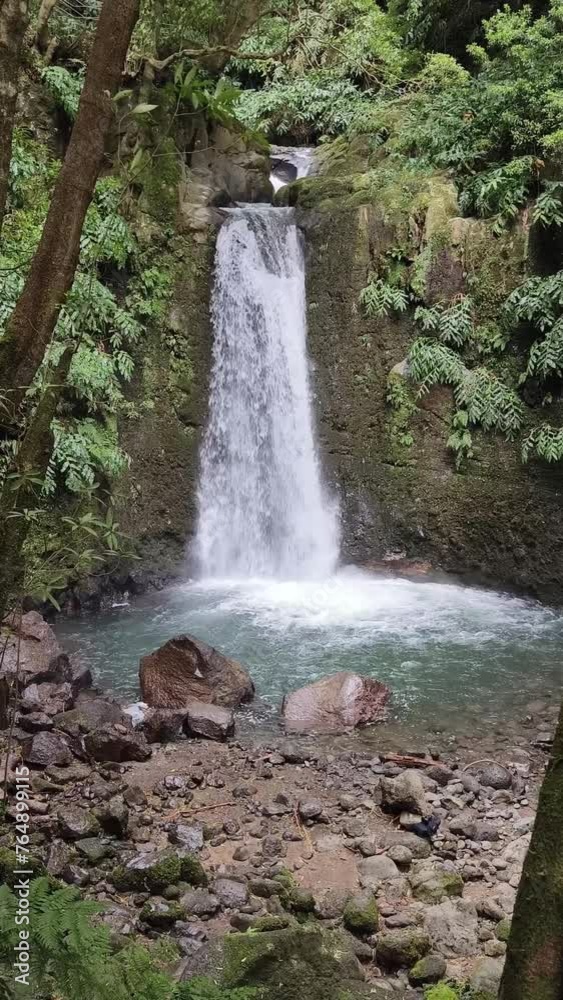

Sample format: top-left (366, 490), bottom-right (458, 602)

top-left (0, 611), bottom-right (559, 998)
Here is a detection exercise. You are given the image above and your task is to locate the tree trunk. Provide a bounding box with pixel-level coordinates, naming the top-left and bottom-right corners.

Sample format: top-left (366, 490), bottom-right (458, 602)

top-left (499, 702), bottom-right (563, 1000)
top-left (0, 0), bottom-right (29, 235)
top-left (0, 0), bottom-right (140, 415)
top-left (34, 0), bottom-right (58, 51)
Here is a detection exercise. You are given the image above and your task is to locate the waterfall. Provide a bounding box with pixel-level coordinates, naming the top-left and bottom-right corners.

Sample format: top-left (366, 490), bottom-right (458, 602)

top-left (195, 205), bottom-right (339, 580)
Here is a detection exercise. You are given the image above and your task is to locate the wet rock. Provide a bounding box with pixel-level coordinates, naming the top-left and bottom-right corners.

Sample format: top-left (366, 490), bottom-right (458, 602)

top-left (381, 770), bottom-right (431, 818)
top-left (84, 725), bottom-right (151, 762)
top-left (58, 805), bottom-right (101, 840)
top-left (213, 877), bottom-right (249, 910)
top-left (376, 928), bottom-right (431, 969)
top-left (343, 891), bottom-right (379, 935)
top-left (424, 899), bottom-right (479, 958)
top-left (22, 731), bottom-right (73, 768)
top-left (139, 634), bottom-right (254, 709)
top-left (168, 823), bottom-right (204, 852)
top-left (408, 954), bottom-right (447, 986)
top-left (185, 700), bottom-right (235, 741)
top-left (358, 855), bottom-right (400, 889)
top-left (281, 671), bottom-right (390, 733)
top-left (143, 708), bottom-right (187, 743)
top-left (140, 899), bottom-right (186, 927)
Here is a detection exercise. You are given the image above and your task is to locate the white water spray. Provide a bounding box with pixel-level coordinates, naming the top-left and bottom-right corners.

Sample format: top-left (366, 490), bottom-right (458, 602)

top-left (195, 204), bottom-right (339, 579)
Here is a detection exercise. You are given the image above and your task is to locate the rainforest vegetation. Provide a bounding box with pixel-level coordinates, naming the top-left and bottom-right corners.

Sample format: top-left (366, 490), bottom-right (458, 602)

top-left (1, 2), bottom-right (563, 1000)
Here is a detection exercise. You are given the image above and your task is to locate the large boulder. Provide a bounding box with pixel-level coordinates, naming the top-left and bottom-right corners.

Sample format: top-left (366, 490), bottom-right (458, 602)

top-left (21, 731), bottom-right (73, 769)
top-left (84, 724), bottom-right (151, 762)
top-left (281, 672), bottom-right (390, 733)
top-left (178, 925), bottom-right (366, 1000)
top-left (139, 634), bottom-right (254, 709)
top-left (185, 699), bottom-right (234, 741)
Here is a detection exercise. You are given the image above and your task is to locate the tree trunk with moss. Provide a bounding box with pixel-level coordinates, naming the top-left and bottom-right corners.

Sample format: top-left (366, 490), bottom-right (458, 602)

top-left (0, 0), bottom-right (140, 416)
top-left (499, 701), bottom-right (563, 1000)
top-left (0, 0), bottom-right (29, 235)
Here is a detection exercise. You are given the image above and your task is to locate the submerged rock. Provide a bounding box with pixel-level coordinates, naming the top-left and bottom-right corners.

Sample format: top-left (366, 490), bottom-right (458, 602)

top-left (281, 671), bottom-right (390, 733)
top-left (139, 633), bottom-right (254, 709)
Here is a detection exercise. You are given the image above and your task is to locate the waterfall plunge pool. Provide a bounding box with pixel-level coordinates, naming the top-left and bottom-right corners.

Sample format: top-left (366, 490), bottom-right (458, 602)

top-left (55, 568), bottom-right (563, 743)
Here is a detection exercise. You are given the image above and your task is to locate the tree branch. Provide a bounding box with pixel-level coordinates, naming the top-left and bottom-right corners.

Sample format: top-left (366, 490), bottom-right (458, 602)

top-left (147, 42), bottom-right (289, 72)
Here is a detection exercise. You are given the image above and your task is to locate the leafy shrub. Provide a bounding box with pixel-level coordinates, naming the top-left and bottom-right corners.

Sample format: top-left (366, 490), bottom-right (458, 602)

top-left (360, 276), bottom-right (409, 317)
top-left (42, 66), bottom-right (84, 120)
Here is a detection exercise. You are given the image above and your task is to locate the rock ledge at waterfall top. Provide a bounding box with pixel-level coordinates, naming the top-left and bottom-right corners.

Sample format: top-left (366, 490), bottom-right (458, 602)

top-left (281, 671), bottom-right (390, 733)
top-left (139, 634), bottom-right (255, 710)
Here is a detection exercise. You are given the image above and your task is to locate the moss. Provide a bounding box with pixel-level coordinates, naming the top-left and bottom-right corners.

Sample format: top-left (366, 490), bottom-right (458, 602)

top-left (179, 852), bottom-right (208, 887)
top-left (343, 893), bottom-right (379, 935)
top-left (252, 915), bottom-right (293, 932)
top-left (376, 928), bottom-right (431, 969)
top-left (385, 371), bottom-right (418, 466)
top-left (273, 870), bottom-right (315, 913)
top-left (412, 872), bottom-right (464, 904)
top-left (220, 926), bottom-right (365, 999)
top-left (140, 899), bottom-right (186, 927)
top-left (139, 136), bottom-right (180, 225)
top-left (0, 848), bottom-right (44, 886)
top-left (495, 917), bottom-right (511, 942)
top-left (424, 986), bottom-right (460, 1000)
top-left (111, 852), bottom-right (191, 893)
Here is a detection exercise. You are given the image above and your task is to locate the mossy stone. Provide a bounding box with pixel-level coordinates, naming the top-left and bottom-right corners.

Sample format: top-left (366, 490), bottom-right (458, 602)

top-left (376, 927), bottom-right (431, 969)
top-left (252, 914), bottom-right (292, 932)
top-left (0, 848), bottom-right (44, 886)
top-left (111, 850), bottom-right (206, 893)
top-left (495, 917), bottom-right (511, 942)
top-left (343, 891), bottom-right (379, 935)
top-left (140, 898), bottom-right (186, 927)
top-left (411, 871), bottom-right (464, 904)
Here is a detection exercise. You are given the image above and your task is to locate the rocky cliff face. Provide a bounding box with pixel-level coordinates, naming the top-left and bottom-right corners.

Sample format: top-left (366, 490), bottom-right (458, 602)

top-left (287, 147), bottom-right (563, 600)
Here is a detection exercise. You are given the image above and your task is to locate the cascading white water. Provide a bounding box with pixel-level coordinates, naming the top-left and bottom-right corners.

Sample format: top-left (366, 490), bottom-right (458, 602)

top-left (195, 205), bottom-right (339, 579)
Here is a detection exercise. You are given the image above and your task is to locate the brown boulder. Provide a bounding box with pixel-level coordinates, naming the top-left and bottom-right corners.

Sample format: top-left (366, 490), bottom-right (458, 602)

top-left (281, 672), bottom-right (390, 733)
top-left (139, 634), bottom-right (254, 709)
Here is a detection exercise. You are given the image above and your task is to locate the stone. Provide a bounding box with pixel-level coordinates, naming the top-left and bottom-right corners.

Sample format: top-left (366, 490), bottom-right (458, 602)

top-left (381, 770), bottom-right (431, 818)
top-left (178, 926), bottom-right (365, 998)
top-left (180, 889), bottom-right (220, 917)
top-left (315, 888), bottom-right (352, 920)
top-left (213, 877), bottom-right (249, 909)
top-left (112, 850), bottom-right (207, 893)
top-left (409, 866), bottom-right (464, 904)
top-left (140, 899), bottom-right (186, 927)
top-left (408, 954), bottom-right (447, 986)
top-left (21, 681), bottom-right (74, 716)
top-left (426, 766), bottom-right (453, 787)
top-left (478, 764), bottom-right (513, 790)
top-left (281, 671), bottom-right (390, 733)
top-left (22, 731), bottom-right (72, 769)
top-left (139, 633), bottom-right (254, 709)
top-left (358, 854), bottom-right (401, 889)
top-left (143, 707), bottom-right (187, 743)
top-left (98, 795), bottom-right (129, 837)
top-left (424, 899), bottom-right (479, 958)
top-left (76, 838), bottom-right (110, 864)
top-left (470, 956), bottom-right (505, 995)
top-left (376, 928), bottom-right (431, 969)
top-left (343, 891), bottom-right (379, 935)
top-left (484, 939), bottom-right (507, 957)
top-left (376, 829), bottom-right (432, 860)
top-left (19, 712), bottom-right (54, 733)
top-left (59, 690), bottom-right (131, 731)
top-left (495, 918), bottom-right (511, 942)
top-left (387, 845), bottom-right (413, 868)
top-left (168, 823), bottom-right (204, 852)
top-left (84, 725), bottom-right (151, 762)
top-left (298, 799), bottom-right (324, 820)
top-left (57, 805), bottom-right (101, 840)
top-left (184, 699), bottom-right (235, 741)
top-left (46, 841), bottom-right (71, 876)
top-left (99, 905), bottom-right (138, 940)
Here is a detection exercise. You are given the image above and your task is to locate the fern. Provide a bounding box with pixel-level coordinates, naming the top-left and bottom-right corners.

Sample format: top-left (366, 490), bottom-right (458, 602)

top-left (42, 66), bottom-right (84, 120)
top-left (533, 181), bottom-right (563, 228)
top-left (415, 297), bottom-right (473, 347)
top-left (522, 424), bottom-right (563, 463)
top-left (46, 418), bottom-right (129, 495)
top-left (408, 337), bottom-right (466, 392)
top-left (360, 276), bottom-right (408, 318)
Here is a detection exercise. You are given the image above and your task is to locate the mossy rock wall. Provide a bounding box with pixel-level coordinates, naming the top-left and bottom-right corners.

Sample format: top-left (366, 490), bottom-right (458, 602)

top-left (302, 194), bottom-right (563, 600)
top-left (117, 232), bottom-right (215, 584)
